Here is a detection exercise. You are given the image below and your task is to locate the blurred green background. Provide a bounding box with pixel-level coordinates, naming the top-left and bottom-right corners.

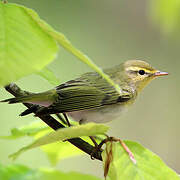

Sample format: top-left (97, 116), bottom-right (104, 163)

top-left (0, 0), bottom-right (179, 177)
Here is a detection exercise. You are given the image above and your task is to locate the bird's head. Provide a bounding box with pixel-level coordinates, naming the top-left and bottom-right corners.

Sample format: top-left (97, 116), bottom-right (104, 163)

top-left (123, 60), bottom-right (168, 92)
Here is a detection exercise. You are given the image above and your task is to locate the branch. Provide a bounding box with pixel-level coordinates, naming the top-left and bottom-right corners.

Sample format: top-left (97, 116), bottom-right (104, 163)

top-left (4, 83), bottom-right (102, 161)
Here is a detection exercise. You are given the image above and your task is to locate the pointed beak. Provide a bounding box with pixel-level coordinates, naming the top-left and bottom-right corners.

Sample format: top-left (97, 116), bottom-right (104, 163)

top-left (154, 71), bottom-right (168, 77)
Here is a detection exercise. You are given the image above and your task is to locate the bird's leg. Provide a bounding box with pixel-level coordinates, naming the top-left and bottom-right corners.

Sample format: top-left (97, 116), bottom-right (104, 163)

top-left (56, 113), bottom-right (71, 127)
top-left (79, 119), bottom-right (99, 159)
top-left (56, 113), bottom-right (68, 125)
top-left (97, 135), bottom-right (136, 164)
top-left (63, 113), bottom-right (71, 127)
top-left (89, 136), bottom-right (100, 160)
top-left (89, 136), bottom-right (99, 147)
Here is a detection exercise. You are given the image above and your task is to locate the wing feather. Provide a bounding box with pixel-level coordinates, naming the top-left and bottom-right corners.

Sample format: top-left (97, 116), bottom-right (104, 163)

top-left (37, 74), bottom-right (132, 115)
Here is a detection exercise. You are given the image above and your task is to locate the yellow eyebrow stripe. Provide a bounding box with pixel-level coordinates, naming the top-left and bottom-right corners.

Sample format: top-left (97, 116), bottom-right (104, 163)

top-left (125, 67), bottom-right (155, 74)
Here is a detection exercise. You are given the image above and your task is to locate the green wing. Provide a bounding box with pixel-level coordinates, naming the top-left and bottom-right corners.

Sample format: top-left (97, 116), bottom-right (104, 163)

top-left (37, 76), bottom-right (132, 115)
top-left (55, 85), bottom-right (107, 112)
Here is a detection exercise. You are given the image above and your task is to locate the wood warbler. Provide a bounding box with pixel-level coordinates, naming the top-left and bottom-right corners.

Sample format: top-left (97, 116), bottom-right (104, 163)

top-left (1, 60), bottom-right (168, 123)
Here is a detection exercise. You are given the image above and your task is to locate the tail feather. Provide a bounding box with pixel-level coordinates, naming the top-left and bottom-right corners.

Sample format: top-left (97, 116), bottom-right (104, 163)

top-left (1, 90), bottom-right (57, 107)
top-left (0, 97), bottom-right (27, 104)
top-left (20, 105), bottom-right (39, 116)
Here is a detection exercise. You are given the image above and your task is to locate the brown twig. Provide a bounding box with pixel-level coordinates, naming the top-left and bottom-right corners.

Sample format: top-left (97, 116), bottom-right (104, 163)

top-left (4, 83), bottom-right (103, 161)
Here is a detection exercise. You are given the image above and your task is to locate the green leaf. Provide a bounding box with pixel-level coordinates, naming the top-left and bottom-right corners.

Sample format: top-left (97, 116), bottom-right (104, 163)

top-left (0, 163), bottom-right (102, 180)
top-left (150, 0), bottom-right (180, 34)
top-left (24, 6), bottom-right (122, 94)
top-left (37, 67), bottom-right (60, 86)
top-left (33, 126), bottom-right (84, 166)
top-left (40, 135), bottom-right (104, 166)
top-left (0, 121), bottom-right (49, 139)
top-left (9, 123), bottom-right (108, 160)
top-left (0, 121), bottom-right (88, 165)
top-left (102, 141), bottom-right (180, 180)
top-left (0, 1), bottom-right (122, 94)
top-left (0, 2), bottom-right (58, 86)
top-left (41, 141), bottom-right (83, 166)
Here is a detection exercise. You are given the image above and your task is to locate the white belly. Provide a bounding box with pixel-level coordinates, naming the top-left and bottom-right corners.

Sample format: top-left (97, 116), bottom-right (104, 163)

top-left (67, 104), bottom-right (128, 123)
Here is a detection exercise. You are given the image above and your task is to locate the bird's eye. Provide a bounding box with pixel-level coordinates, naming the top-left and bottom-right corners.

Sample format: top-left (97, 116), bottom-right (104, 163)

top-left (138, 70), bottom-right (145, 75)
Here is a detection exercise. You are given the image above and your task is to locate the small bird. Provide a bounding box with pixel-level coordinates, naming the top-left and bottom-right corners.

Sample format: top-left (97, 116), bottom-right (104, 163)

top-left (1, 60), bottom-right (168, 124)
